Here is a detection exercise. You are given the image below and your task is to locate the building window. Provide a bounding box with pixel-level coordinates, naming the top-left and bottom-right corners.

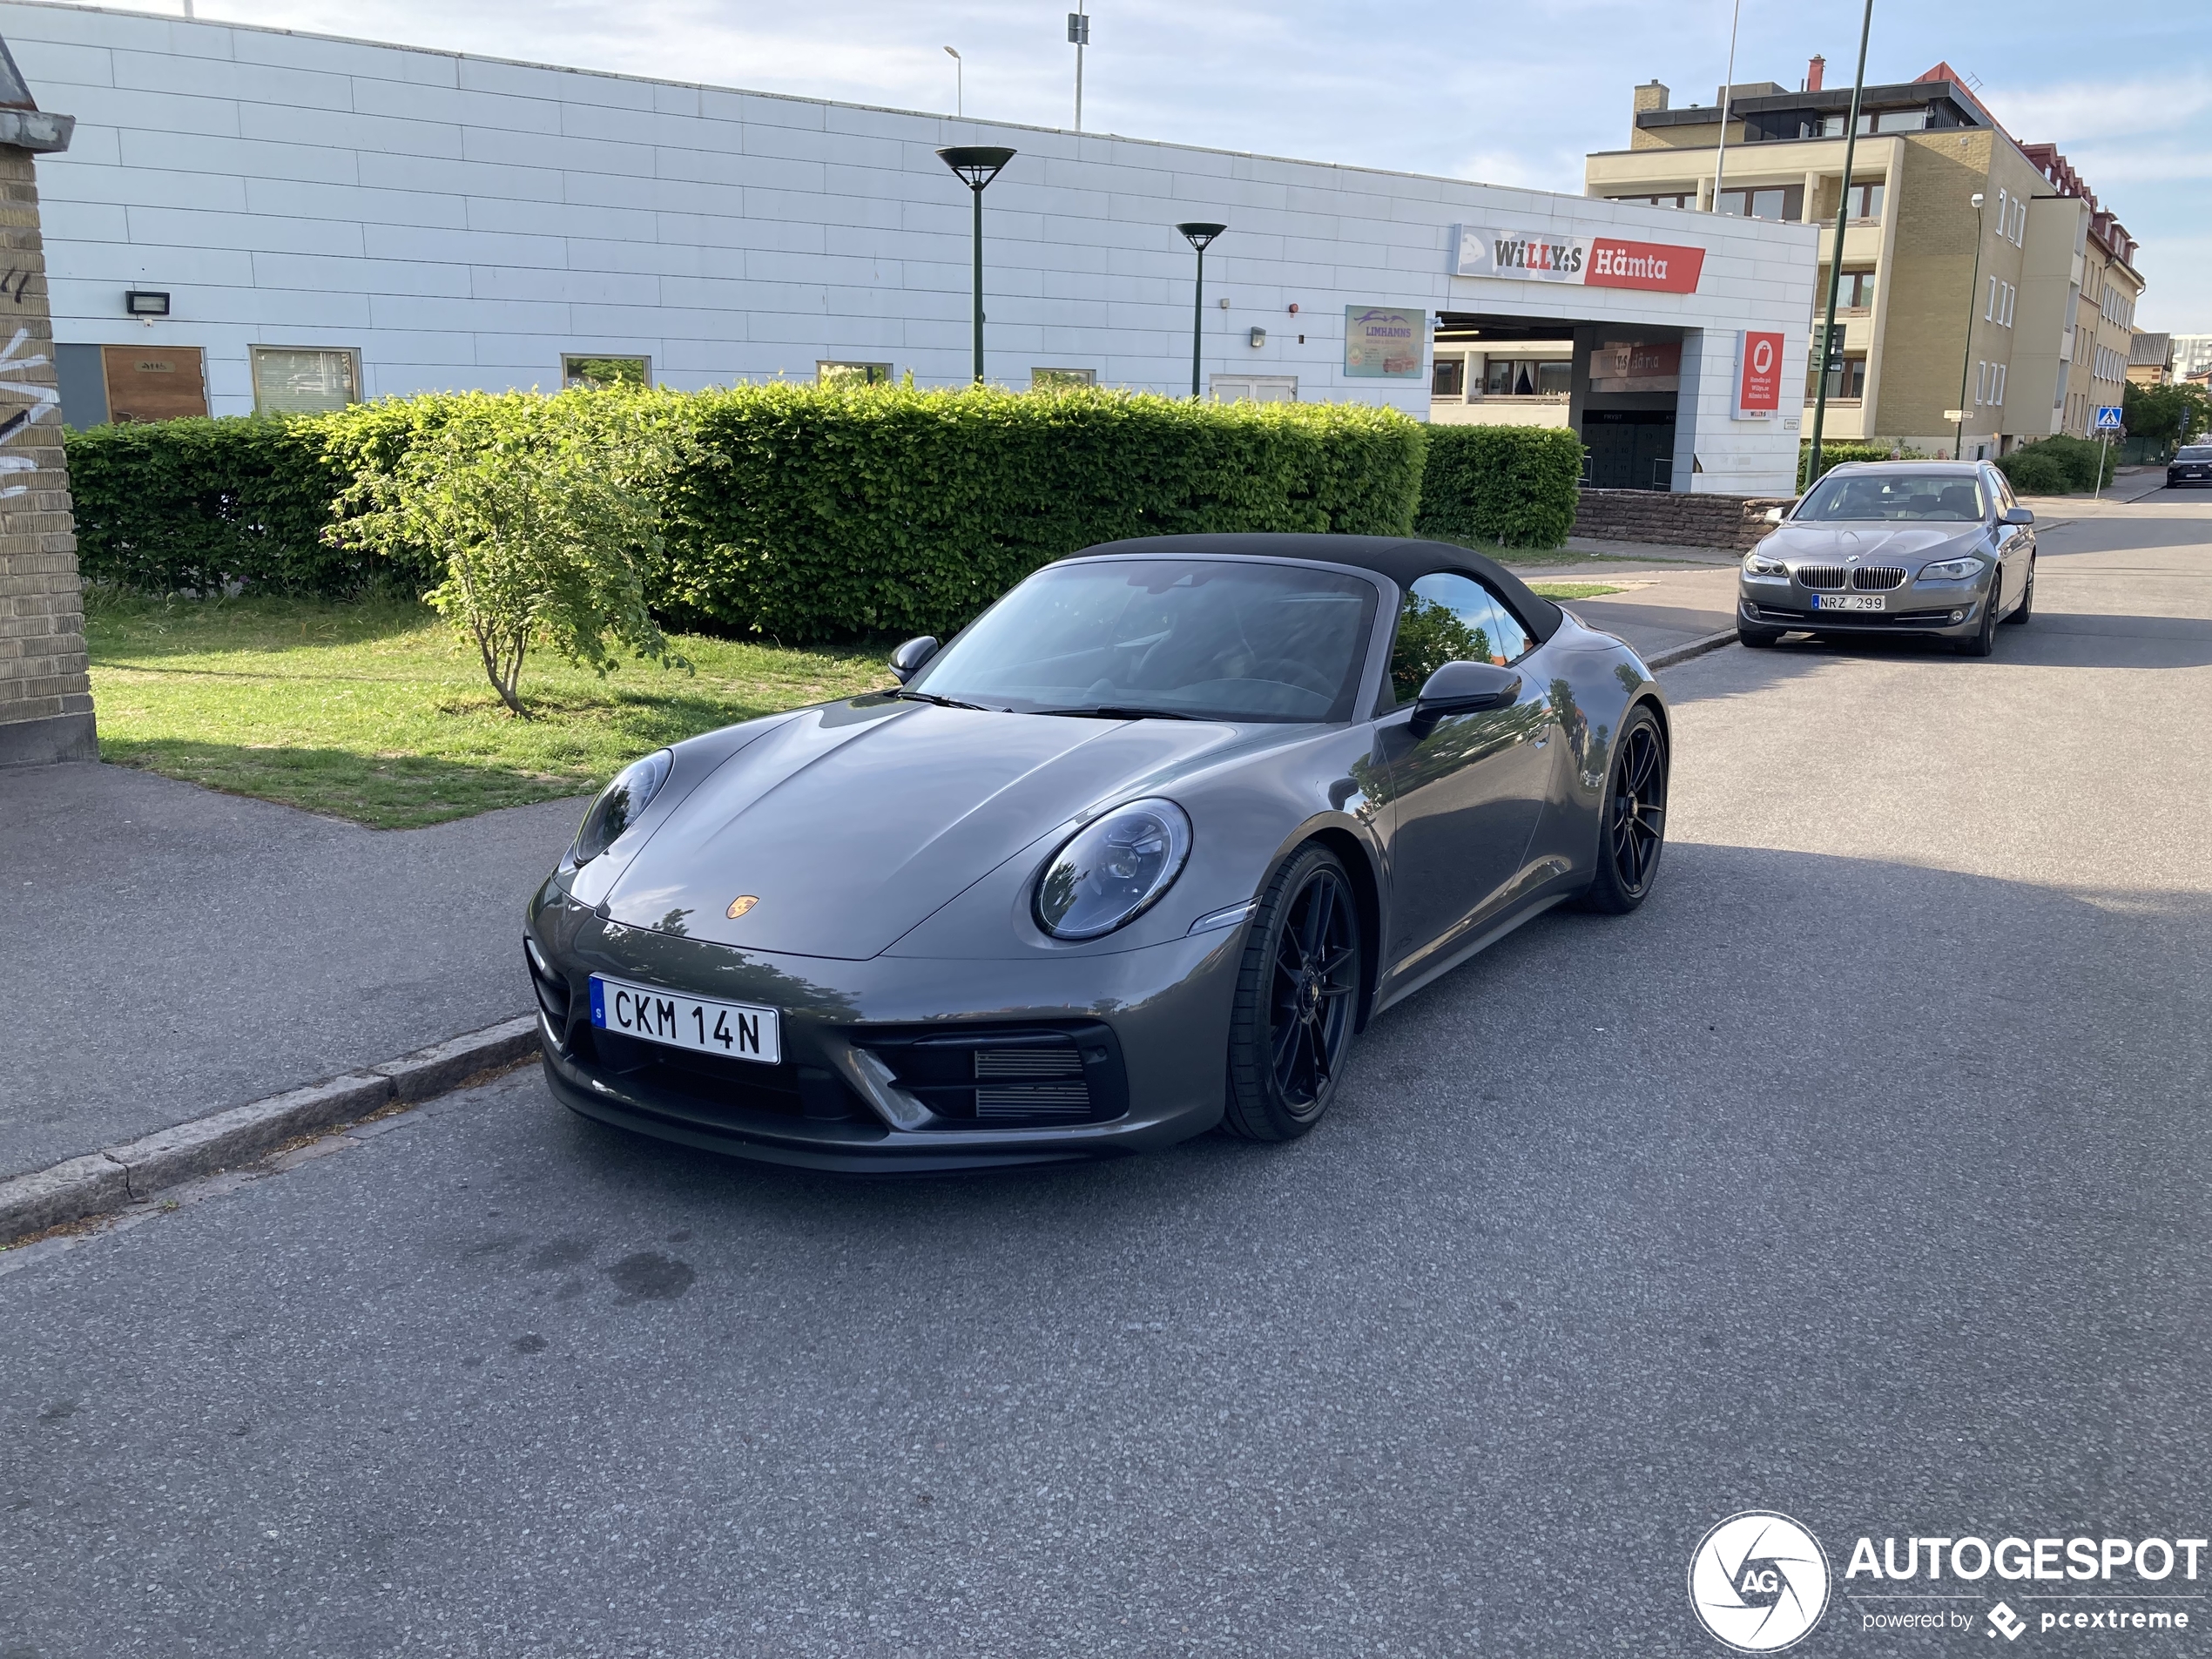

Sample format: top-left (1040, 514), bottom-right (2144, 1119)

top-left (1810, 354), bottom-right (1866, 401)
top-left (1610, 192), bottom-right (1690, 209)
top-left (1844, 181), bottom-right (1884, 221)
top-left (250, 347), bottom-right (360, 415)
top-left (563, 354), bottom-right (650, 389)
top-left (1717, 185), bottom-right (1802, 221)
top-left (1839, 270), bottom-right (1877, 311)
top-left (1431, 357), bottom-right (1465, 398)
top-left (1030, 367), bottom-right (1096, 390)
top-left (1536, 361), bottom-right (1572, 395)
top-left (815, 361), bottom-right (890, 386)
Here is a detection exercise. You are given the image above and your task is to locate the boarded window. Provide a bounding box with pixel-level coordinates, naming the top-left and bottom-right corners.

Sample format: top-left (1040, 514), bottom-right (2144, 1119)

top-left (101, 345), bottom-right (207, 423)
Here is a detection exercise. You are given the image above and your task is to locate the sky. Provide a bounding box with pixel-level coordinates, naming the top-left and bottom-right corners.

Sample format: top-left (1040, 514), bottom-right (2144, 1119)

top-left (153, 0), bottom-right (2212, 332)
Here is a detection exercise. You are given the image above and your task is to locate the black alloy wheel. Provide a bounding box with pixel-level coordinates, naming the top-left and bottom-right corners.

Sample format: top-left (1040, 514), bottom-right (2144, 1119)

top-left (1956, 583), bottom-right (2001, 657)
top-left (1223, 843), bottom-right (1362, 1142)
top-left (2002, 555), bottom-right (2035, 624)
top-left (1582, 704), bottom-right (1668, 914)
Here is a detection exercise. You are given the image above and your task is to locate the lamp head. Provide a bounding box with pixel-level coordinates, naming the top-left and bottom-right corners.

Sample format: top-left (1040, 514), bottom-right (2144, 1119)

top-left (938, 145), bottom-right (1015, 189)
top-left (943, 45), bottom-right (960, 59)
top-left (1177, 221), bottom-right (1227, 252)
top-left (1970, 192), bottom-right (1985, 208)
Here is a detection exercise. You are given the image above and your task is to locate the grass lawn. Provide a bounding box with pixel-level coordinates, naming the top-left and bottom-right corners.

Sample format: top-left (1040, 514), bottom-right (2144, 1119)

top-left (87, 595), bottom-right (888, 829)
top-left (1524, 581), bottom-right (1627, 599)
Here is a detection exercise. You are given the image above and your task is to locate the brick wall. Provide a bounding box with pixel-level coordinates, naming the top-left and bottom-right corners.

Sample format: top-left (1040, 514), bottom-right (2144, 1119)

top-left (0, 143), bottom-right (90, 768)
top-left (1572, 488), bottom-right (1794, 553)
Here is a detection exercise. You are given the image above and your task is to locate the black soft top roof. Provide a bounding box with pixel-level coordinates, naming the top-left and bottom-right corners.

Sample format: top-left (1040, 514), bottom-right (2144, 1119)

top-left (1063, 534), bottom-right (1565, 644)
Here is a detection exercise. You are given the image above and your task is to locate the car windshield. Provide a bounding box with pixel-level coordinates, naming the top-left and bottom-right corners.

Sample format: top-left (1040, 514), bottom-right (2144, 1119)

top-left (1795, 474), bottom-right (1987, 522)
top-left (909, 558), bottom-right (1378, 723)
top-left (2179, 446), bottom-right (2212, 461)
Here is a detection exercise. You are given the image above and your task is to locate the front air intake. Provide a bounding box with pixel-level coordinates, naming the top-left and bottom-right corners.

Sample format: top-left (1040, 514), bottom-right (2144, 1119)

top-left (854, 1022), bottom-right (1128, 1128)
top-left (1796, 565), bottom-right (1847, 590)
top-left (1852, 566), bottom-right (1906, 590)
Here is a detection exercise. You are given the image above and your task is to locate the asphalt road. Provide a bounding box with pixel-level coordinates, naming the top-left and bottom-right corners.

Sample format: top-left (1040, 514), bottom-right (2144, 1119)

top-left (5, 494), bottom-right (2209, 1657)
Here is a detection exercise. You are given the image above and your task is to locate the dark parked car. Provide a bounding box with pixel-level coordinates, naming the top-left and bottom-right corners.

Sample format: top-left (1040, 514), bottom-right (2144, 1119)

top-left (524, 535), bottom-right (1672, 1171)
top-left (1737, 462), bottom-right (2036, 657)
top-left (2169, 444), bottom-right (2212, 489)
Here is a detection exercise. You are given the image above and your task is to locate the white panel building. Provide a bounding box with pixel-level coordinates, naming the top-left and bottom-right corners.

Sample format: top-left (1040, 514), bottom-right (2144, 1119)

top-left (0, 0), bottom-right (1820, 494)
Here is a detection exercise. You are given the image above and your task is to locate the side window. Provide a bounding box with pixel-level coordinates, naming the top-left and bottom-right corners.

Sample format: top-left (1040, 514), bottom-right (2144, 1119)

top-left (1988, 468), bottom-right (2018, 513)
top-left (1387, 572), bottom-right (1537, 705)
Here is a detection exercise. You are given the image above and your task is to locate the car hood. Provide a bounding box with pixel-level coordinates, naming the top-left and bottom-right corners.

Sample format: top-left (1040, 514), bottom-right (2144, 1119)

top-left (1759, 522), bottom-right (1983, 566)
top-left (604, 698), bottom-right (1254, 960)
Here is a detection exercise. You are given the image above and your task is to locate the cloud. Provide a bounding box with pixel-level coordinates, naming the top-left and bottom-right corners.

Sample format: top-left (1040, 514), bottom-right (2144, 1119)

top-left (1982, 72), bottom-right (2212, 145)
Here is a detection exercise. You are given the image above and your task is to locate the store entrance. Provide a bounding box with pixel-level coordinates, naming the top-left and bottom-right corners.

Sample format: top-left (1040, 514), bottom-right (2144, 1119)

top-left (1581, 410), bottom-right (1676, 492)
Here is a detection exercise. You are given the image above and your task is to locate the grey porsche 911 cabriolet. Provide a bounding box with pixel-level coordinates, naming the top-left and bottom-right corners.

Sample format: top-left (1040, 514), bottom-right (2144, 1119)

top-left (523, 533), bottom-right (1670, 1171)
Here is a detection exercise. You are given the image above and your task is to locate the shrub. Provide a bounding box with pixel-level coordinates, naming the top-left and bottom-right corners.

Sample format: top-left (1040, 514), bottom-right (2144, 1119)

top-left (65, 383), bottom-right (1427, 640)
top-left (657, 382), bottom-right (1426, 638)
top-left (1412, 425), bottom-right (1582, 549)
top-left (336, 391), bottom-right (685, 711)
top-left (66, 416), bottom-right (352, 596)
top-left (1797, 442), bottom-right (1891, 490)
top-left (1996, 434), bottom-right (2114, 495)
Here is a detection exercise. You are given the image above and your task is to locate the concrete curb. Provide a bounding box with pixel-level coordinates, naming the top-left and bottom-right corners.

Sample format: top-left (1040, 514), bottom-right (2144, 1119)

top-left (1645, 628), bottom-right (1739, 671)
top-left (0, 1014), bottom-right (539, 1243)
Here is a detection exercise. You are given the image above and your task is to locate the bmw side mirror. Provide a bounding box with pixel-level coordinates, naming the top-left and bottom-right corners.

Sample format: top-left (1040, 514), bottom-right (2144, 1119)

top-left (1410, 660), bottom-right (1520, 736)
top-left (2002, 506), bottom-right (2034, 526)
top-left (888, 636), bottom-right (940, 684)
top-left (1764, 506), bottom-right (1786, 523)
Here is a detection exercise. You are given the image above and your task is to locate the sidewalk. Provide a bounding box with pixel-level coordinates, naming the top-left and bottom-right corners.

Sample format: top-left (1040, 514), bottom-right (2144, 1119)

top-left (1, 763), bottom-right (581, 1180)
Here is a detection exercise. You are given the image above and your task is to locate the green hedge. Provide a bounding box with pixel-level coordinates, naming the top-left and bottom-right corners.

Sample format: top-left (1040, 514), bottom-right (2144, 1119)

top-left (1995, 434), bottom-right (2115, 495)
top-left (68, 385), bottom-right (1427, 639)
top-left (1797, 442), bottom-right (1892, 490)
top-left (1411, 425), bottom-right (1581, 549)
top-left (658, 383), bottom-right (1426, 638)
top-left (68, 403), bottom-right (452, 597)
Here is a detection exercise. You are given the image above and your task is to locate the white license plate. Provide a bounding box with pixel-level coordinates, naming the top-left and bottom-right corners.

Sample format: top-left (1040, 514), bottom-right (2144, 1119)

top-left (1811, 593), bottom-right (1885, 612)
top-left (590, 974), bottom-right (781, 1065)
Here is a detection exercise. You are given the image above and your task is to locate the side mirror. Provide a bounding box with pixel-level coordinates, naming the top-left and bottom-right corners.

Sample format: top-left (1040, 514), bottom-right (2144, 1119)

top-left (1764, 506), bottom-right (1786, 523)
top-left (887, 636), bottom-right (940, 684)
top-left (1410, 660), bottom-right (1520, 735)
top-left (2002, 506), bottom-right (2034, 526)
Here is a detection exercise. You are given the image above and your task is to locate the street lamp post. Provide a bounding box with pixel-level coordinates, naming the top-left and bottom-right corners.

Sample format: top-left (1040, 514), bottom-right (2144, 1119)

top-left (1952, 192), bottom-right (1987, 462)
top-left (1068, 5), bottom-right (1089, 132)
top-left (937, 146), bottom-right (1016, 384)
top-left (1804, 0), bottom-right (1874, 490)
top-left (943, 46), bottom-right (961, 118)
top-left (1176, 222), bottom-right (1225, 400)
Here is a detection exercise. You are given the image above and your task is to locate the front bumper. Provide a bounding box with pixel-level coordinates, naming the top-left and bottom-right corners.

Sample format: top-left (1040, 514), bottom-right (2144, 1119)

top-left (526, 880), bottom-right (1244, 1172)
top-left (2171, 470), bottom-right (2210, 488)
top-left (1737, 585), bottom-right (1986, 638)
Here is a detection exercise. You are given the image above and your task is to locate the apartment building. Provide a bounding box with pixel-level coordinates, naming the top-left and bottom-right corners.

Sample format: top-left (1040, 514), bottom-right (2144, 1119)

top-left (2127, 333), bottom-right (2174, 388)
top-left (1584, 57), bottom-right (2144, 459)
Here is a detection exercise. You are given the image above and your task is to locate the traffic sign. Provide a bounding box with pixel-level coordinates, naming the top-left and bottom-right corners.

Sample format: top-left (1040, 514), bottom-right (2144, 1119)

top-left (2093, 405), bottom-right (2123, 432)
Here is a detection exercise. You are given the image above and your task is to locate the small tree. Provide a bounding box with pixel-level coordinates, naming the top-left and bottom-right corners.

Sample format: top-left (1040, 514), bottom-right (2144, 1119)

top-left (341, 391), bottom-right (685, 713)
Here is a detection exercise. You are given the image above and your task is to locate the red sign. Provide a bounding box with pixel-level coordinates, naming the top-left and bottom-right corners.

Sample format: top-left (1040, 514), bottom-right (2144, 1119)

top-left (1737, 329), bottom-right (1785, 415)
top-left (1585, 238), bottom-right (1705, 294)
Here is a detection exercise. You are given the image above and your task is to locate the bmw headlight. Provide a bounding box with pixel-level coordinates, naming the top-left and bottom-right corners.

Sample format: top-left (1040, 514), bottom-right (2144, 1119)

top-left (1035, 798), bottom-right (1192, 941)
top-left (573, 749), bottom-right (672, 865)
top-left (1919, 555), bottom-right (1987, 582)
top-left (1743, 552), bottom-right (1789, 579)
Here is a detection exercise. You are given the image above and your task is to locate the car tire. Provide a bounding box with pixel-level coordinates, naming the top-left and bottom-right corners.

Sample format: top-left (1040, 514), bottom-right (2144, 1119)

top-left (2001, 556), bottom-right (2034, 624)
top-left (1580, 703), bottom-right (1668, 915)
top-left (1955, 587), bottom-right (2000, 657)
top-left (1222, 842), bottom-right (1362, 1143)
top-left (1737, 624), bottom-right (1784, 648)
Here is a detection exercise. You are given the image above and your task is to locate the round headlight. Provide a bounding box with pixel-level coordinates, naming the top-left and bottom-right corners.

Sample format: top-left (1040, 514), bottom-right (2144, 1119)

top-left (1035, 799), bottom-right (1193, 941)
top-left (573, 749), bottom-right (672, 865)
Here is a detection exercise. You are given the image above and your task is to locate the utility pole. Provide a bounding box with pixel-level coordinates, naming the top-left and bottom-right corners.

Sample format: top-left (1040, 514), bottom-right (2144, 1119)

top-left (1710, 0), bottom-right (1743, 212)
top-left (1805, 0), bottom-right (1874, 489)
top-left (1069, 6), bottom-right (1089, 132)
top-left (1952, 192), bottom-right (1987, 462)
